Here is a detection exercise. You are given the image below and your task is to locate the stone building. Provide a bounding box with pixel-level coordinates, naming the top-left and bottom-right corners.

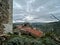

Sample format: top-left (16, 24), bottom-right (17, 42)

top-left (0, 0), bottom-right (12, 34)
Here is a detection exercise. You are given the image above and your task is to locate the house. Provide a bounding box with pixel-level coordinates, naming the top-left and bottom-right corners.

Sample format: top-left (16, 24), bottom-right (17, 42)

top-left (17, 23), bottom-right (43, 38)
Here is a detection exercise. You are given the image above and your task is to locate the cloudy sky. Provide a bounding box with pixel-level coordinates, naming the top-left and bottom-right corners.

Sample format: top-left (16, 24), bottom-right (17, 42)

top-left (13, 0), bottom-right (60, 23)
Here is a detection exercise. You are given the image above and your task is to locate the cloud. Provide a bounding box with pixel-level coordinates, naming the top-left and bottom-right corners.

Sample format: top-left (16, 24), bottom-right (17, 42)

top-left (27, 0), bottom-right (35, 4)
top-left (36, 6), bottom-right (45, 12)
top-left (23, 16), bottom-right (34, 21)
top-left (13, 1), bottom-right (23, 9)
top-left (13, 20), bottom-right (25, 23)
top-left (49, 10), bottom-right (60, 14)
top-left (13, 0), bottom-right (60, 23)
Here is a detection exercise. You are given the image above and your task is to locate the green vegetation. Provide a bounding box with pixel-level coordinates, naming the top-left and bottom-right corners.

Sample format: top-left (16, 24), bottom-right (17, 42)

top-left (0, 21), bottom-right (59, 45)
top-left (0, 30), bottom-right (59, 45)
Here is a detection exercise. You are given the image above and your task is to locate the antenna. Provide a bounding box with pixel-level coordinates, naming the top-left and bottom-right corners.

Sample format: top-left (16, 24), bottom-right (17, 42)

top-left (50, 14), bottom-right (60, 21)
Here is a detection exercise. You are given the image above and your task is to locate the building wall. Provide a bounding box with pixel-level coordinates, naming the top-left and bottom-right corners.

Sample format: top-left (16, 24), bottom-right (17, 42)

top-left (0, 0), bottom-right (13, 33)
top-left (4, 0), bottom-right (13, 33)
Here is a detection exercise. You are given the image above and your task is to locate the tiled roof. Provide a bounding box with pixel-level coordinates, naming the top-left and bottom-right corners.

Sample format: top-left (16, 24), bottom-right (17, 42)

top-left (17, 25), bottom-right (43, 37)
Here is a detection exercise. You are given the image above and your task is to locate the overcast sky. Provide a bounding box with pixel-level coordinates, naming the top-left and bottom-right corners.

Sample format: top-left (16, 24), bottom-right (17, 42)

top-left (13, 0), bottom-right (60, 23)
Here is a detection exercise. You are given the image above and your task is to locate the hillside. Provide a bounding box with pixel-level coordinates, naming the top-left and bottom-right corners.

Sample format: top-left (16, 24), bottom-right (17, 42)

top-left (10, 21), bottom-right (60, 45)
top-left (13, 21), bottom-right (60, 34)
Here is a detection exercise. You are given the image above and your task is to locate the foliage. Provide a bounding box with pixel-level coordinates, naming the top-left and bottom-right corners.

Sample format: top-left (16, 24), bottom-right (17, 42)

top-left (4, 33), bottom-right (59, 45)
top-left (11, 21), bottom-right (60, 45)
top-left (1, 21), bottom-right (58, 45)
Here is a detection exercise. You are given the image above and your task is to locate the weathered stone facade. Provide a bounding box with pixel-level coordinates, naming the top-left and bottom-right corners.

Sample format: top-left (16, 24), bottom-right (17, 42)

top-left (0, 0), bottom-right (12, 34)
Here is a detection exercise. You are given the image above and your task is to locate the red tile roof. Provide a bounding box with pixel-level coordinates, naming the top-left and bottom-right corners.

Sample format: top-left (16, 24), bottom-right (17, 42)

top-left (17, 25), bottom-right (43, 37)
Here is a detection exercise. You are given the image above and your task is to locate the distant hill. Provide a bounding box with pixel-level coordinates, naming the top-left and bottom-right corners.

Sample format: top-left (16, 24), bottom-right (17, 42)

top-left (48, 21), bottom-right (60, 35)
top-left (13, 21), bottom-right (60, 35)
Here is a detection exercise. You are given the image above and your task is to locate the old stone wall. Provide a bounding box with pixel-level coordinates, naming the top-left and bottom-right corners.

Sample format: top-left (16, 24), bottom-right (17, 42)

top-left (0, 0), bottom-right (12, 34)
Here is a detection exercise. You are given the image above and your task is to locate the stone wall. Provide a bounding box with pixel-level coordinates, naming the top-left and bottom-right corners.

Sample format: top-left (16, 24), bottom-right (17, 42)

top-left (0, 0), bottom-right (12, 34)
